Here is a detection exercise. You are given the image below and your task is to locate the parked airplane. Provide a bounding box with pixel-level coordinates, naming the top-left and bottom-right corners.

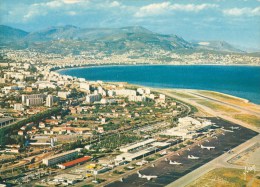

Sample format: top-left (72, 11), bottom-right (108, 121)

top-left (188, 155), bottom-right (200, 159)
top-left (137, 171), bottom-right (158, 180)
top-left (221, 127), bottom-right (234, 132)
top-left (136, 159), bottom-right (148, 166)
top-left (160, 150), bottom-right (167, 156)
top-left (199, 144), bottom-right (215, 150)
top-left (169, 160), bottom-right (182, 165)
top-left (231, 126), bottom-right (240, 130)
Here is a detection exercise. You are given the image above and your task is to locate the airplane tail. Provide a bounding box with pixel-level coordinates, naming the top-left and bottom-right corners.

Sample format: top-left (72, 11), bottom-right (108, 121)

top-left (137, 171), bottom-right (142, 177)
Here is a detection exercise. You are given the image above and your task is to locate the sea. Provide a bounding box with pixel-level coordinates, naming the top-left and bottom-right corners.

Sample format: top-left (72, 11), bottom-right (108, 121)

top-left (58, 65), bottom-right (260, 104)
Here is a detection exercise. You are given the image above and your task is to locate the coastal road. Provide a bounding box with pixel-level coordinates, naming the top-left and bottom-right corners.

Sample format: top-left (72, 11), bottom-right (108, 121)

top-left (166, 134), bottom-right (260, 187)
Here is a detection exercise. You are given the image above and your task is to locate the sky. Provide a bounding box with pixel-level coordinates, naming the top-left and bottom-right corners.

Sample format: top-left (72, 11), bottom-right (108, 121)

top-left (0, 0), bottom-right (260, 50)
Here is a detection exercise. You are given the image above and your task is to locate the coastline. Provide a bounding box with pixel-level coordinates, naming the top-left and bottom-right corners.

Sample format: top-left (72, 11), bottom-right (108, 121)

top-left (54, 63), bottom-right (260, 73)
top-left (55, 64), bottom-right (260, 105)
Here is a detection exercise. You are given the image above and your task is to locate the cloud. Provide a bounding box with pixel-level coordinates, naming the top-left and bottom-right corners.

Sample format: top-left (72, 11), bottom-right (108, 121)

top-left (110, 1), bottom-right (120, 7)
top-left (170, 4), bottom-right (218, 12)
top-left (67, 11), bottom-right (77, 16)
top-left (63, 0), bottom-right (83, 4)
top-left (46, 1), bottom-right (63, 8)
top-left (135, 2), bottom-right (219, 17)
top-left (223, 7), bottom-right (260, 16)
top-left (134, 2), bottom-right (171, 17)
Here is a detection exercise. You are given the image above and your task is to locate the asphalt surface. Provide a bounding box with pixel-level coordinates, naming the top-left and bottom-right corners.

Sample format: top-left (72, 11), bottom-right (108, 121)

top-left (105, 118), bottom-right (258, 187)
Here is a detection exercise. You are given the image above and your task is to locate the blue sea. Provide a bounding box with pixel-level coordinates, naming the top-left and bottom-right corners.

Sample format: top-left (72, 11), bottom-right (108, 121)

top-left (58, 65), bottom-right (260, 104)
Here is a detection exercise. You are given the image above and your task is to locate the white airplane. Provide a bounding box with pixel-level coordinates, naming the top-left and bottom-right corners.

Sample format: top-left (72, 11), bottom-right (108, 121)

top-left (137, 171), bottom-right (158, 181)
top-left (231, 126), bottom-right (240, 130)
top-left (199, 144), bottom-right (215, 150)
top-left (160, 150), bottom-right (167, 156)
top-left (136, 160), bottom-right (148, 166)
top-left (169, 160), bottom-right (182, 165)
top-left (188, 155), bottom-right (200, 159)
top-left (221, 127), bottom-right (234, 132)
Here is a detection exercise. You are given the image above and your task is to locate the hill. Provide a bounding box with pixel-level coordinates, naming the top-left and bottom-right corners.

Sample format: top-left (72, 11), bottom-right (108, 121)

top-left (0, 25), bottom-right (245, 54)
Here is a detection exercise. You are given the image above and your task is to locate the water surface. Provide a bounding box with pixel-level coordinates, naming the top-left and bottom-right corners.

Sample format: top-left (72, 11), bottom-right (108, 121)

top-left (59, 65), bottom-right (260, 104)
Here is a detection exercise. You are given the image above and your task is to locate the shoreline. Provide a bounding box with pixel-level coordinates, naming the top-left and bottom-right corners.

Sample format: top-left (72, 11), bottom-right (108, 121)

top-left (54, 63), bottom-right (260, 73)
top-left (55, 65), bottom-right (260, 105)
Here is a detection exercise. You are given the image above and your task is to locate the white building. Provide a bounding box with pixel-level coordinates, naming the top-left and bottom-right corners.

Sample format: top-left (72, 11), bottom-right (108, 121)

top-left (119, 139), bottom-right (156, 153)
top-left (42, 149), bottom-right (78, 166)
top-left (160, 117), bottom-right (212, 139)
top-left (14, 103), bottom-right (24, 111)
top-left (86, 94), bottom-right (101, 103)
top-left (46, 95), bottom-right (53, 107)
top-left (128, 95), bottom-right (147, 102)
top-left (22, 94), bottom-right (45, 104)
top-left (58, 91), bottom-right (70, 99)
top-left (26, 98), bottom-right (43, 106)
top-left (80, 83), bottom-right (90, 90)
top-left (114, 89), bottom-right (137, 97)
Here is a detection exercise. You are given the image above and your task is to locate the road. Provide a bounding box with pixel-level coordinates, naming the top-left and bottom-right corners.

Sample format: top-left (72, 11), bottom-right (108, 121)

top-left (166, 134), bottom-right (260, 187)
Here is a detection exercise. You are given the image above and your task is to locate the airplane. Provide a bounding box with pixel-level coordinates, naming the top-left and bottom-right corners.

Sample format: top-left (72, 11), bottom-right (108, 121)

top-left (188, 155), bottom-right (200, 159)
top-left (176, 153), bottom-right (180, 156)
top-left (199, 144), bottom-right (215, 150)
top-left (137, 171), bottom-right (158, 181)
top-left (231, 126), bottom-right (240, 130)
top-left (221, 127), bottom-right (234, 132)
top-left (187, 148), bottom-right (191, 151)
top-left (136, 160), bottom-right (148, 166)
top-left (164, 158), bottom-right (168, 162)
top-left (169, 160), bottom-right (182, 165)
top-left (160, 150), bottom-right (167, 156)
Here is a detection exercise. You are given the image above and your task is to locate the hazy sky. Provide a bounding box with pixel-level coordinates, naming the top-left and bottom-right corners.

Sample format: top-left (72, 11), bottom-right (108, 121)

top-left (1, 0), bottom-right (260, 49)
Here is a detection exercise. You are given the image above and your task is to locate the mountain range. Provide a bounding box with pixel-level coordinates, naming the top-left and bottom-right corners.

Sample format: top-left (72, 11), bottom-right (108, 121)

top-left (0, 25), bottom-right (244, 54)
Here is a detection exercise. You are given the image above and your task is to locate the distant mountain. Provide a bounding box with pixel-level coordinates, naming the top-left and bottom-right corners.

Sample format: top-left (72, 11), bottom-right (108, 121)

top-left (193, 40), bottom-right (244, 53)
top-left (0, 25), bottom-right (245, 54)
top-left (0, 25), bottom-right (28, 44)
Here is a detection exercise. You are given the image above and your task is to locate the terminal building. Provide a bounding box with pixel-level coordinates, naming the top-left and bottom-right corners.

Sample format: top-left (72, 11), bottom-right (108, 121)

top-left (115, 139), bottom-right (170, 163)
top-left (42, 149), bottom-right (79, 166)
top-left (160, 117), bottom-right (212, 139)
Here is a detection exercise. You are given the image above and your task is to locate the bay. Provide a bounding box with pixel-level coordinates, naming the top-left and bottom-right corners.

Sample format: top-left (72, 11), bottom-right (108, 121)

top-left (58, 65), bottom-right (260, 104)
